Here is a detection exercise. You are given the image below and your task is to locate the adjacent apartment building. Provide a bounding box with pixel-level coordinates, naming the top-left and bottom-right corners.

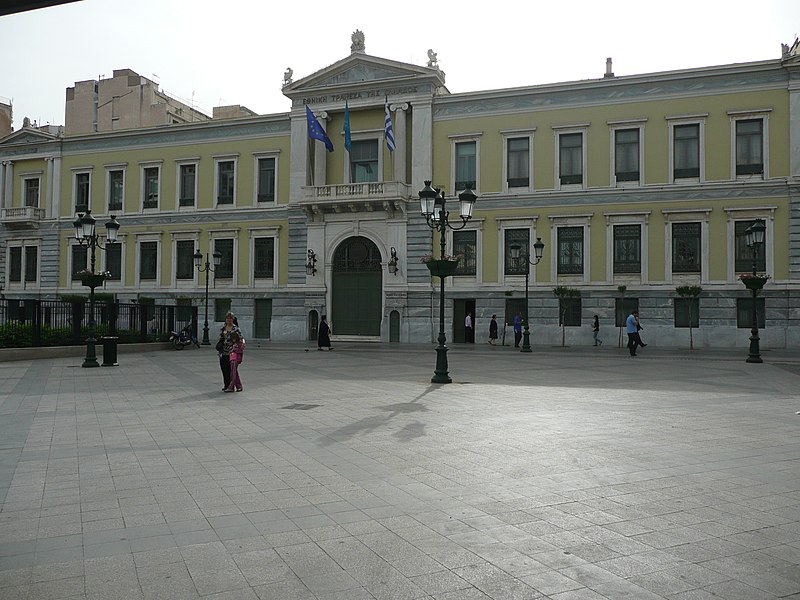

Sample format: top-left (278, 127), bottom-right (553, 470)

top-left (1, 34), bottom-right (799, 348)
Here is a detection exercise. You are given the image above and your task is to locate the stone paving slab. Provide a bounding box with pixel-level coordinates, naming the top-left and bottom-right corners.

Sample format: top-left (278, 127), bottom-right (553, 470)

top-left (0, 343), bottom-right (799, 599)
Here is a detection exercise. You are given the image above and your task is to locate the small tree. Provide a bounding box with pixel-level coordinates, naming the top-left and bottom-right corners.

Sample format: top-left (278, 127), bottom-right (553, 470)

top-left (676, 285), bottom-right (702, 350)
top-left (617, 285), bottom-right (627, 348)
top-left (553, 286), bottom-right (581, 347)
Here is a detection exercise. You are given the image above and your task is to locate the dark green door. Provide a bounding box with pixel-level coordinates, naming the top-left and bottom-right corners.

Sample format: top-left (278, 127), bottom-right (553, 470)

top-left (331, 237), bottom-right (382, 336)
top-left (254, 299), bottom-right (272, 338)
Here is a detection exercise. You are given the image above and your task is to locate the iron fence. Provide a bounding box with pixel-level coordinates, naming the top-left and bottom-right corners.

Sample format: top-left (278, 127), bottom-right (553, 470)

top-left (0, 299), bottom-right (198, 348)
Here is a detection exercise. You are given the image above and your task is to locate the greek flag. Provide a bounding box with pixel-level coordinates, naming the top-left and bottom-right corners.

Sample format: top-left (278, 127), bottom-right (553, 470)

top-left (384, 98), bottom-right (395, 152)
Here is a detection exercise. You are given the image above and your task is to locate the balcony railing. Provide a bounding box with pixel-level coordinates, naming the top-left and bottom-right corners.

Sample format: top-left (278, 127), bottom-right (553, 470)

top-left (1, 206), bottom-right (46, 228)
top-left (302, 181), bottom-right (411, 203)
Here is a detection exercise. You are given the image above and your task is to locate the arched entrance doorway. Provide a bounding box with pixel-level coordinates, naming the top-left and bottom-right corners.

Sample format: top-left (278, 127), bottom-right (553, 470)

top-left (331, 236), bottom-right (383, 336)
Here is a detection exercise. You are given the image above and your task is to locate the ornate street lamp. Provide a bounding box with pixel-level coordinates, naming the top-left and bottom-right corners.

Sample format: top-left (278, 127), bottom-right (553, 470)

top-left (742, 219), bottom-right (767, 363)
top-left (510, 238), bottom-right (545, 353)
top-left (387, 247), bottom-right (399, 275)
top-left (193, 249), bottom-right (222, 345)
top-left (72, 210), bottom-right (120, 368)
top-left (419, 181), bottom-right (477, 384)
top-left (306, 249), bottom-right (317, 276)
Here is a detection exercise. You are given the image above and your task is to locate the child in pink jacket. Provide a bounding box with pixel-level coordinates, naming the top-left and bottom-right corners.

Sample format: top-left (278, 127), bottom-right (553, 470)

top-left (225, 331), bottom-right (245, 392)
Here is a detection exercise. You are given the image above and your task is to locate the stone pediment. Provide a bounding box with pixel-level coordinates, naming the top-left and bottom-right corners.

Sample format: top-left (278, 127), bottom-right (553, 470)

top-left (0, 128), bottom-right (60, 146)
top-left (283, 53), bottom-right (446, 103)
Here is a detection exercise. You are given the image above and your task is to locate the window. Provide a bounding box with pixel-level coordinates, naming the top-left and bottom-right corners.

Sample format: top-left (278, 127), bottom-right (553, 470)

top-left (257, 157), bottom-right (276, 202)
top-left (24, 247), bottom-right (37, 282)
top-left (559, 132), bottom-right (583, 185)
top-left (214, 299), bottom-right (231, 322)
top-left (506, 137), bottom-right (529, 189)
top-left (557, 227), bottom-right (583, 275)
top-left (735, 221), bottom-right (766, 273)
top-left (675, 298), bottom-right (699, 328)
top-left (179, 164), bottom-right (196, 207)
top-left (559, 298), bottom-right (582, 327)
top-left (673, 124), bottom-right (700, 179)
top-left (217, 160), bottom-right (235, 204)
top-left (108, 170), bottom-right (124, 212)
top-left (176, 240), bottom-right (195, 280)
top-left (71, 245), bottom-right (87, 279)
top-left (105, 243), bottom-right (121, 281)
top-left (672, 222), bottom-right (701, 273)
top-left (455, 141), bottom-right (476, 190)
top-left (615, 298), bottom-right (639, 327)
top-left (735, 119), bottom-right (763, 176)
top-left (139, 241), bottom-right (158, 280)
top-left (215, 239), bottom-right (234, 278)
top-left (75, 172), bottom-right (90, 213)
top-left (504, 228), bottom-right (529, 275)
top-left (613, 224), bottom-right (641, 274)
top-left (614, 129), bottom-right (640, 182)
top-left (505, 298), bottom-right (526, 326)
top-left (8, 247), bottom-right (21, 282)
top-left (143, 167), bottom-right (159, 209)
top-left (254, 237), bottom-right (275, 279)
top-left (350, 140), bottom-right (378, 183)
top-left (737, 297), bottom-right (765, 329)
top-left (176, 298), bottom-right (193, 322)
top-left (453, 230), bottom-right (477, 276)
top-left (24, 177), bottom-right (40, 208)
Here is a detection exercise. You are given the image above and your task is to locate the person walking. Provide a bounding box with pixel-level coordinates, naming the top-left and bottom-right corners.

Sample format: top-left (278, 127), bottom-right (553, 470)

top-left (216, 311), bottom-right (241, 391)
top-left (465, 312), bottom-right (474, 343)
top-left (635, 313), bottom-right (647, 347)
top-left (513, 312), bottom-right (523, 348)
top-left (488, 314), bottom-right (498, 345)
top-left (225, 331), bottom-right (245, 392)
top-left (625, 310), bottom-right (643, 356)
top-left (592, 314), bottom-right (603, 346)
top-left (318, 315), bottom-right (332, 350)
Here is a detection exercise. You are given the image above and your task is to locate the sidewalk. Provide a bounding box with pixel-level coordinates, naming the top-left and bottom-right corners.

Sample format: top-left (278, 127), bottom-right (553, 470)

top-left (0, 344), bottom-right (798, 599)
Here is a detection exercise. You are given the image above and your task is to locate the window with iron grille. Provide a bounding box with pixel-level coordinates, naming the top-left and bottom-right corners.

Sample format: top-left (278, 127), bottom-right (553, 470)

top-left (214, 239), bottom-right (234, 278)
top-left (214, 298), bottom-right (232, 322)
top-left (672, 222), bottom-right (701, 273)
top-left (217, 161), bottom-right (234, 204)
top-left (557, 227), bottom-right (583, 274)
top-left (71, 245), bottom-right (87, 279)
top-left (455, 141), bottom-right (476, 190)
top-left (614, 129), bottom-right (639, 182)
top-left (736, 119), bottom-right (763, 175)
top-left (504, 228), bottom-right (529, 275)
top-left (350, 140), bottom-right (378, 183)
top-left (143, 167), bottom-right (159, 209)
top-left (75, 172), bottom-right (90, 213)
top-left (108, 170), bottom-right (123, 212)
top-left (613, 224), bottom-right (641, 273)
top-left (176, 240), bottom-right (195, 280)
top-left (105, 243), bottom-right (121, 281)
top-left (453, 230), bottom-right (477, 276)
top-left (737, 297), bottom-right (765, 328)
top-left (254, 237), bottom-right (275, 278)
top-left (8, 247), bottom-right (22, 282)
top-left (675, 298), bottom-right (699, 328)
top-left (559, 133), bottom-right (583, 185)
top-left (139, 241), bottom-right (158, 280)
top-left (24, 178), bottom-right (40, 208)
top-left (179, 164), bottom-right (195, 207)
top-left (505, 298), bottom-right (526, 326)
top-left (24, 247), bottom-right (37, 282)
top-left (734, 221), bottom-right (766, 273)
top-left (615, 298), bottom-right (639, 327)
top-left (257, 157), bottom-right (276, 202)
top-left (507, 137), bottom-right (529, 188)
top-left (673, 124), bottom-right (700, 179)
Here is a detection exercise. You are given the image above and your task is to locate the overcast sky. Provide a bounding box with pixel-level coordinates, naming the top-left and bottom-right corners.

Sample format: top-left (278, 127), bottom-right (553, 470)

top-left (0, 0), bottom-right (797, 128)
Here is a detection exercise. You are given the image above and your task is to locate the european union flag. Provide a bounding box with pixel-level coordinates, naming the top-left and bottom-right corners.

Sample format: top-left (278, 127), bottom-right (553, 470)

top-left (306, 105), bottom-right (334, 152)
top-left (344, 101), bottom-right (352, 152)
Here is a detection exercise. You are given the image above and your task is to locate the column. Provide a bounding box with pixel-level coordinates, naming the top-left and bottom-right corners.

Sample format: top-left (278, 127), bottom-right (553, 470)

top-left (2, 161), bottom-right (13, 210)
top-left (391, 103), bottom-right (409, 183)
top-left (51, 157), bottom-right (62, 217)
top-left (45, 157), bottom-right (54, 217)
top-left (0, 162), bottom-right (6, 210)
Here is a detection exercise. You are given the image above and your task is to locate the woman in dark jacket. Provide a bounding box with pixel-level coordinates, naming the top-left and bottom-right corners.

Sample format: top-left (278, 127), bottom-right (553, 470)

top-left (217, 312), bottom-right (242, 390)
top-left (317, 315), bottom-right (332, 350)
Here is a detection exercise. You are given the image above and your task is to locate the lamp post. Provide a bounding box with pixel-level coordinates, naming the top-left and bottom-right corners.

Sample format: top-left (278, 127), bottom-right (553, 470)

top-left (72, 210), bottom-right (120, 368)
top-left (419, 181), bottom-right (477, 384)
top-left (306, 249), bottom-right (317, 276)
top-left (193, 249), bottom-right (222, 345)
top-left (744, 219), bottom-right (766, 364)
top-left (387, 247), bottom-right (399, 275)
top-left (510, 238), bottom-right (545, 353)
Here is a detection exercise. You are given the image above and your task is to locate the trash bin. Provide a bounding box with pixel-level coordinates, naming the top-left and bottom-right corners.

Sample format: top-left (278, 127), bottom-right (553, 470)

top-left (101, 336), bottom-right (119, 367)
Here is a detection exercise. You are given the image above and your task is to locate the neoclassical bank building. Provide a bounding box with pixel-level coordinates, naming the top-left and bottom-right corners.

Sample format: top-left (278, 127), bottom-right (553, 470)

top-left (1, 34), bottom-right (800, 348)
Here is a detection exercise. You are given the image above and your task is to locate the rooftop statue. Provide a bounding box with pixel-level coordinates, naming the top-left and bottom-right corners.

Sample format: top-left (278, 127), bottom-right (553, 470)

top-left (351, 30), bottom-right (365, 53)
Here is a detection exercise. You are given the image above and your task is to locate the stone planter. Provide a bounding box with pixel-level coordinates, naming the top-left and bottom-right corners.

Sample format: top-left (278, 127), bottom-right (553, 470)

top-left (740, 275), bottom-right (769, 291)
top-left (425, 260), bottom-right (459, 278)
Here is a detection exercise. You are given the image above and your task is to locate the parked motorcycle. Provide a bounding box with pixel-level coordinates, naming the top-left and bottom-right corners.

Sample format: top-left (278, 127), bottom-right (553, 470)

top-left (169, 324), bottom-right (200, 350)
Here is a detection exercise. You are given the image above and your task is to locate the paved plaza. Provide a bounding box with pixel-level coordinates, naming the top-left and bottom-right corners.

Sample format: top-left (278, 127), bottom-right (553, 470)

top-left (1, 341), bottom-right (799, 599)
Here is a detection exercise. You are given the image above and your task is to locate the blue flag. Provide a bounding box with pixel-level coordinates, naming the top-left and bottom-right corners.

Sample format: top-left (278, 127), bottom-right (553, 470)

top-left (306, 105), bottom-right (333, 152)
top-left (344, 101), bottom-right (352, 152)
top-left (384, 98), bottom-right (396, 152)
